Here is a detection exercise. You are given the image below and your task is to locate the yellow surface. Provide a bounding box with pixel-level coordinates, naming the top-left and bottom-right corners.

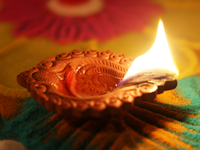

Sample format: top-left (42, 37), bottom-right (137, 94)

top-left (0, 0), bottom-right (200, 92)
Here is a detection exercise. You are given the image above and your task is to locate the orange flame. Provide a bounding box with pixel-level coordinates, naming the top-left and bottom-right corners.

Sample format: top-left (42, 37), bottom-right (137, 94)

top-left (122, 20), bottom-right (178, 82)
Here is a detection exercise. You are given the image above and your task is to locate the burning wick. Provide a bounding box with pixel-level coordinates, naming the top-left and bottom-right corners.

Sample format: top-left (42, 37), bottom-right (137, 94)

top-left (118, 20), bottom-right (178, 86)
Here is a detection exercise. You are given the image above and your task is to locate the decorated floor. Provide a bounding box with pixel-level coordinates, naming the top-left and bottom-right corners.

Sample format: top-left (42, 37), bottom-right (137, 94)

top-left (0, 0), bottom-right (200, 149)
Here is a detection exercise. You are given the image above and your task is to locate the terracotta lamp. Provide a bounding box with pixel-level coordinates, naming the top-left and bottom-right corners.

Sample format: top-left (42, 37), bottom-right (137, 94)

top-left (17, 20), bottom-right (178, 118)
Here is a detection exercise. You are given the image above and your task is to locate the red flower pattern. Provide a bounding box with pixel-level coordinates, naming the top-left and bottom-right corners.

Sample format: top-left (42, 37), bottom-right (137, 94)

top-left (0, 0), bottom-right (163, 44)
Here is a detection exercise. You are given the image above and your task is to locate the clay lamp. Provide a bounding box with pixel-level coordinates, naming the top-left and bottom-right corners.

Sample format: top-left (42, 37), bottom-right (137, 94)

top-left (17, 20), bottom-right (178, 118)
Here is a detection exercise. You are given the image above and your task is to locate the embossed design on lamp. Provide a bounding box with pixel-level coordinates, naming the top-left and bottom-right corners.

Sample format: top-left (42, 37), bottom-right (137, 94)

top-left (17, 20), bottom-right (178, 118)
top-left (17, 51), bottom-right (177, 118)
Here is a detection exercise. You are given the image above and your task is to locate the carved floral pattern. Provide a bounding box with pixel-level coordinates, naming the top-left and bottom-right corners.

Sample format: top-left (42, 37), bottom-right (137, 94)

top-left (17, 50), bottom-right (177, 118)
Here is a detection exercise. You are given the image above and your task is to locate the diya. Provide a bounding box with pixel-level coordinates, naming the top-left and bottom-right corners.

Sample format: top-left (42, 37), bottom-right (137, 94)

top-left (17, 20), bottom-right (178, 118)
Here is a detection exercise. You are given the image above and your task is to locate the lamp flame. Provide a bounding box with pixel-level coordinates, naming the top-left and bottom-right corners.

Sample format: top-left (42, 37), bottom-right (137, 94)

top-left (122, 20), bottom-right (178, 83)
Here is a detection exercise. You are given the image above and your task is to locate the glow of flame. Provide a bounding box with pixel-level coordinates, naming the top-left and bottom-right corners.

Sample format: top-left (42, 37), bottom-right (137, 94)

top-left (122, 20), bottom-right (178, 81)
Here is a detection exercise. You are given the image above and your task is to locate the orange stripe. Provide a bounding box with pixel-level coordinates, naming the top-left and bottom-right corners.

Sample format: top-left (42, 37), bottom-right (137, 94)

top-left (155, 90), bottom-right (190, 106)
top-left (129, 105), bottom-right (196, 134)
top-left (124, 111), bottom-right (193, 149)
